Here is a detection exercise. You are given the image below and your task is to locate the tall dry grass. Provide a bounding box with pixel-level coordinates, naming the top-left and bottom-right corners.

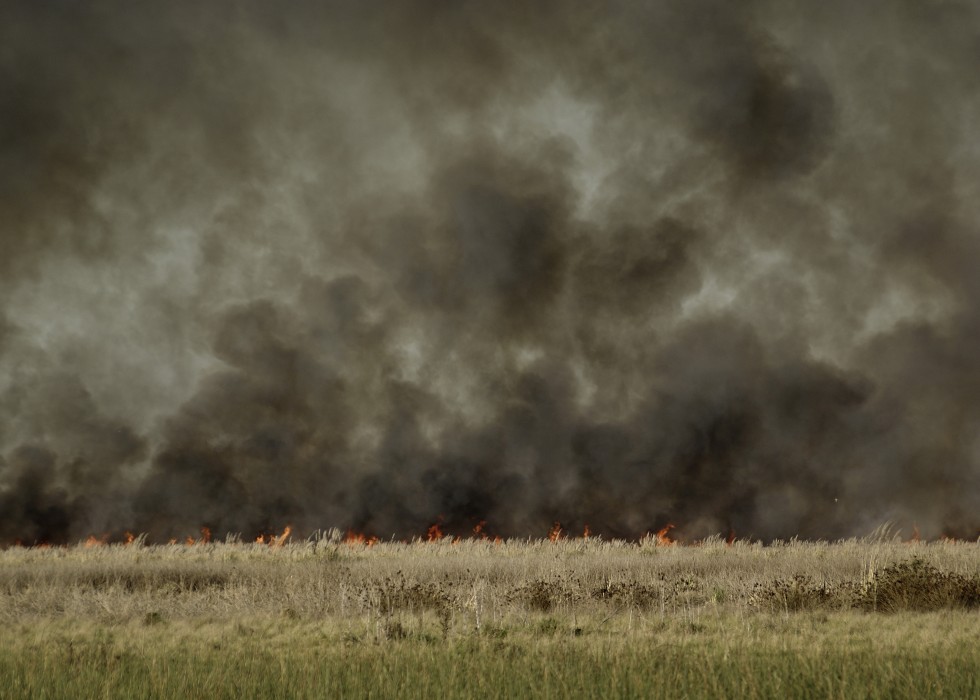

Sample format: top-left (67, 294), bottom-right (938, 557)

top-left (1, 531), bottom-right (977, 626)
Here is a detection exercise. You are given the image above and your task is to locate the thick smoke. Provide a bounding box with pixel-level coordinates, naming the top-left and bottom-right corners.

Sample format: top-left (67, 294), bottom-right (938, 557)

top-left (2, 1), bottom-right (979, 543)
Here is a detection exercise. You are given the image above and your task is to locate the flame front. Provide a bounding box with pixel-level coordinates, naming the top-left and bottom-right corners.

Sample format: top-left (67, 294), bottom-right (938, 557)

top-left (11, 518), bottom-right (972, 550)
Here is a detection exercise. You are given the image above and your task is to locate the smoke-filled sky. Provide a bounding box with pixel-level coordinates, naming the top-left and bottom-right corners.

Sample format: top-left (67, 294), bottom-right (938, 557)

top-left (1, 1), bottom-right (979, 544)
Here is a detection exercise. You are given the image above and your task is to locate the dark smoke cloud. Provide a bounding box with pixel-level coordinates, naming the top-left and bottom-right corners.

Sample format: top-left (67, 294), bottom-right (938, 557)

top-left (2, 1), bottom-right (979, 543)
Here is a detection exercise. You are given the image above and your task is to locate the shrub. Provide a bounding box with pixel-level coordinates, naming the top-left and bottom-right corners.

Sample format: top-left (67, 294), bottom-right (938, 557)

top-left (748, 575), bottom-right (842, 612)
top-left (858, 558), bottom-right (980, 613)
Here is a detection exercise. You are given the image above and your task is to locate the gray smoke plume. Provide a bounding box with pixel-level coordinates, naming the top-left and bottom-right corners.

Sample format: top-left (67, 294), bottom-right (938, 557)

top-left (2, 1), bottom-right (979, 543)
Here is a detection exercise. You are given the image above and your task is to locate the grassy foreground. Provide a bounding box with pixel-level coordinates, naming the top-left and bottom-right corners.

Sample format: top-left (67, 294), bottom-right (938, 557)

top-left (1, 535), bottom-right (978, 698)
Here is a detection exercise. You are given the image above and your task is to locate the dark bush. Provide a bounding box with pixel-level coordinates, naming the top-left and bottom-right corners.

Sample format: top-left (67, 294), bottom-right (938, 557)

top-left (858, 558), bottom-right (980, 613)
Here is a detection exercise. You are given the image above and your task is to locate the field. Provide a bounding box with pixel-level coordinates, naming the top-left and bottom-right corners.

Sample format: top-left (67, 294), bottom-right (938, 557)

top-left (1, 533), bottom-right (978, 699)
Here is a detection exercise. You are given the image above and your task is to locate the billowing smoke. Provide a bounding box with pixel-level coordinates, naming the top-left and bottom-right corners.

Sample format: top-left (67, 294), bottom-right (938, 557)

top-left (2, 1), bottom-right (978, 543)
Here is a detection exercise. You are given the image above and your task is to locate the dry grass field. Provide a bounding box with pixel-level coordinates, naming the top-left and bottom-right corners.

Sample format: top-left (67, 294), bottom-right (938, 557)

top-left (1, 532), bottom-right (978, 698)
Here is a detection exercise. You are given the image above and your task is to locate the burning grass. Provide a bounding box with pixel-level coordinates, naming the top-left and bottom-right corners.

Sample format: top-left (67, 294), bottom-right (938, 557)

top-left (0, 535), bottom-right (977, 698)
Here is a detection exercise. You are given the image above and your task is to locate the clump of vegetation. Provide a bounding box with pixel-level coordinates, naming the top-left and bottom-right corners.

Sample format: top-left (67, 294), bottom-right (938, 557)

top-left (748, 575), bottom-right (853, 612)
top-left (591, 579), bottom-right (663, 609)
top-left (354, 574), bottom-right (460, 640)
top-left (749, 558), bottom-right (980, 613)
top-left (506, 577), bottom-right (580, 612)
top-left (141, 611), bottom-right (164, 626)
top-left (858, 558), bottom-right (980, 612)
top-left (359, 575), bottom-right (458, 616)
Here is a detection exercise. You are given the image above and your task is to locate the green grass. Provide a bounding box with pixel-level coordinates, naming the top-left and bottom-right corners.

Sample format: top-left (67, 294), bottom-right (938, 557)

top-left (1, 614), bottom-right (977, 699)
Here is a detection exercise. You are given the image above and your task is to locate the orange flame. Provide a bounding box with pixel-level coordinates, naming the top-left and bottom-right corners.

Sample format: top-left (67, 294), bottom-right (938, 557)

top-left (427, 523), bottom-right (445, 542)
top-left (547, 522), bottom-right (563, 542)
top-left (473, 520), bottom-right (488, 540)
top-left (183, 526), bottom-right (213, 546)
top-left (726, 529), bottom-right (736, 546)
top-left (582, 524), bottom-right (591, 539)
top-left (910, 524), bottom-right (921, 543)
top-left (270, 525), bottom-right (292, 547)
top-left (655, 523), bottom-right (676, 546)
top-left (344, 530), bottom-right (379, 547)
top-left (124, 532), bottom-right (135, 545)
top-left (83, 534), bottom-right (108, 548)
